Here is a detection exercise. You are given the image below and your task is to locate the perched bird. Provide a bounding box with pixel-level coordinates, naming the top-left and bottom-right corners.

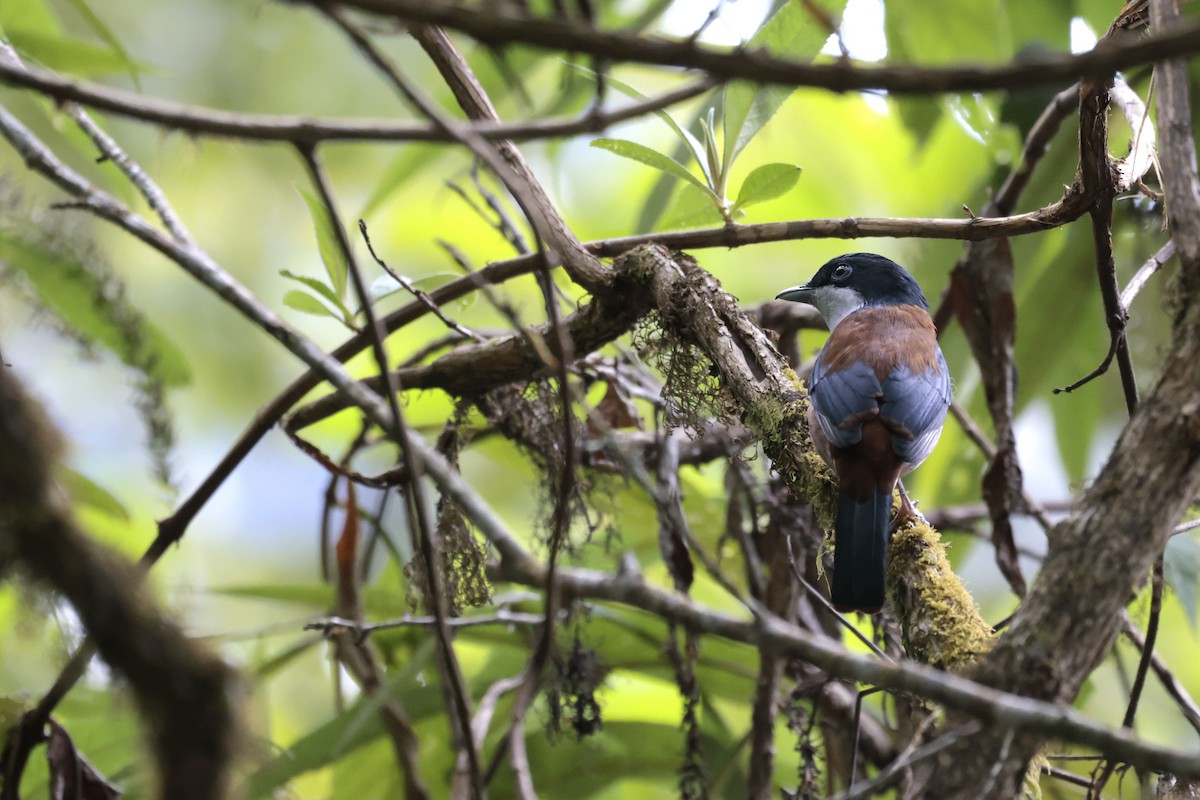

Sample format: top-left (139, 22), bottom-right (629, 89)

top-left (776, 254), bottom-right (951, 613)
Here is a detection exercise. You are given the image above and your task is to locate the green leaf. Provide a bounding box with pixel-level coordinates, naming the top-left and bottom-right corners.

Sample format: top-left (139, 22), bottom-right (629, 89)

top-left (59, 0), bottom-right (144, 86)
top-left (296, 186), bottom-right (348, 301)
top-left (565, 65), bottom-right (712, 184)
top-left (359, 143), bottom-right (441, 219)
top-left (243, 642), bottom-right (439, 798)
top-left (591, 138), bottom-right (714, 196)
top-left (280, 269), bottom-right (351, 319)
top-left (0, 233), bottom-right (190, 386)
top-left (886, 0), bottom-right (1012, 65)
top-left (1165, 535), bottom-right (1200, 632)
top-left (252, 637), bottom-right (321, 679)
top-left (661, 183), bottom-right (726, 230)
top-left (61, 469), bottom-right (129, 522)
top-left (722, 0), bottom-right (847, 165)
top-left (5, 30), bottom-right (145, 77)
top-left (213, 583), bottom-right (335, 607)
top-left (732, 162), bottom-right (801, 212)
top-left (211, 582), bottom-right (406, 614)
top-left (0, 0), bottom-right (60, 38)
top-left (283, 289), bottom-right (342, 321)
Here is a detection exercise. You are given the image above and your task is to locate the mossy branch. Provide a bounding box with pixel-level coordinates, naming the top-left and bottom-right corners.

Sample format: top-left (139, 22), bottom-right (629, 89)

top-left (0, 370), bottom-right (238, 799)
top-left (624, 243), bottom-right (993, 663)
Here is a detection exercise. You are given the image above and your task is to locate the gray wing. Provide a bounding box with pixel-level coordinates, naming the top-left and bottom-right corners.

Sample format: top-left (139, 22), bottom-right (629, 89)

top-left (809, 354), bottom-right (883, 450)
top-left (880, 349), bottom-right (951, 464)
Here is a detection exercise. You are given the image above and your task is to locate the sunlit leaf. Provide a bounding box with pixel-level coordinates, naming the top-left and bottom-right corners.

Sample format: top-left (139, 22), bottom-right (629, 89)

top-left (280, 269), bottom-right (351, 319)
top-left (296, 185), bottom-right (349, 301)
top-left (359, 143), bottom-right (442, 220)
top-left (0, 0), bottom-right (60, 38)
top-left (565, 65), bottom-right (711, 181)
top-left (1165, 535), bottom-right (1200, 632)
top-left (60, 0), bottom-right (144, 85)
top-left (590, 138), bottom-right (713, 195)
top-left (722, 0), bottom-right (847, 164)
top-left (243, 642), bottom-right (438, 798)
top-left (732, 162), bottom-right (801, 212)
top-left (283, 289), bottom-right (342, 321)
top-left (661, 182), bottom-right (725, 230)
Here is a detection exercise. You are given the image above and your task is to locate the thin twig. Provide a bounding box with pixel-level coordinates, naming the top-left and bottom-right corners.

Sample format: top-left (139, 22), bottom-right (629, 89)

top-left (359, 220), bottom-right (483, 341)
top-left (1120, 239), bottom-right (1176, 308)
top-left (305, 610), bottom-right (546, 640)
top-left (0, 57), bottom-right (718, 144)
top-left (830, 721), bottom-right (985, 800)
top-left (298, 143), bottom-right (484, 797)
top-left (1092, 558), bottom-right (1166, 795)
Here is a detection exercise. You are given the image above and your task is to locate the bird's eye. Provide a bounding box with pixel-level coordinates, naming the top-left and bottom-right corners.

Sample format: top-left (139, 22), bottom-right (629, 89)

top-left (832, 264), bottom-right (853, 281)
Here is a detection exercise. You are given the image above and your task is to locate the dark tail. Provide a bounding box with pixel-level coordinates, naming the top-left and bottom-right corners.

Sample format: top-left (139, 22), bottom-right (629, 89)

top-left (830, 490), bottom-right (891, 613)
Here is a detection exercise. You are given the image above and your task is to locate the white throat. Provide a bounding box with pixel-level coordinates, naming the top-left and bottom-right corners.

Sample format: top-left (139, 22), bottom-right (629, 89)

top-left (809, 286), bottom-right (866, 331)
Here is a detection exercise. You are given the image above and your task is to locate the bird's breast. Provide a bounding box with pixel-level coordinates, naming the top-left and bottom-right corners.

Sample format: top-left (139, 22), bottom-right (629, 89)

top-left (819, 304), bottom-right (941, 381)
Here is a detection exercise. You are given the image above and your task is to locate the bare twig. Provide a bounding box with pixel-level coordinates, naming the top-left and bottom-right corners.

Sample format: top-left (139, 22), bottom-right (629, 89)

top-left (832, 720), bottom-right (984, 800)
top-left (359, 220), bottom-right (483, 341)
top-left (298, 143), bottom-right (484, 796)
top-left (1121, 239), bottom-right (1176, 308)
top-left (1092, 558), bottom-right (1167, 796)
top-left (306, 610), bottom-right (546, 639)
top-left (0, 58), bottom-right (718, 144)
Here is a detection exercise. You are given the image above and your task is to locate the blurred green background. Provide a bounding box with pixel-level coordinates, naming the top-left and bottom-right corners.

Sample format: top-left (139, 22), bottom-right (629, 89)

top-left (0, 0), bottom-right (1192, 797)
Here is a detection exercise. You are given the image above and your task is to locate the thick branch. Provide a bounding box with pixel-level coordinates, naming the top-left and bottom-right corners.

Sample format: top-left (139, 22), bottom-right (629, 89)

top-left (325, 0), bottom-right (1200, 94)
top-left (483, 555), bottom-right (1200, 779)
top-left (0, 370), bottom-right (236, 800)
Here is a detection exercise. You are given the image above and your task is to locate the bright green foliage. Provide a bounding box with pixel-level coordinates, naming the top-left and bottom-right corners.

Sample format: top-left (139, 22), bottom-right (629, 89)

top-left (0, 0), bottom-right (1194, 798)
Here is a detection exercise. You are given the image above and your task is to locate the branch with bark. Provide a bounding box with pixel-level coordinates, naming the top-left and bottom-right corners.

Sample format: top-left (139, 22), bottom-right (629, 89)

top-left (1, 1), bottom-right (1198, 797)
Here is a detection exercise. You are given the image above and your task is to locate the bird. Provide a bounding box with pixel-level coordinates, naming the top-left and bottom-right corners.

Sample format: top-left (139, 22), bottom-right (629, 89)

top-left (776, 253), bottom-right (951, 613)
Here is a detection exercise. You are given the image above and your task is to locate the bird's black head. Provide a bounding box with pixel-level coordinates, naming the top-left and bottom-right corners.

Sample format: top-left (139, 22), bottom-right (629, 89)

top-left (775, 253), bottom-right (928, 330)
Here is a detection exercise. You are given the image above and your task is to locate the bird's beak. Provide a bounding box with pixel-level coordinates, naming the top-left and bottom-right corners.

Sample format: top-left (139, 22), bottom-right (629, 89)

top-left (775, 284), bottom-right (814, 304)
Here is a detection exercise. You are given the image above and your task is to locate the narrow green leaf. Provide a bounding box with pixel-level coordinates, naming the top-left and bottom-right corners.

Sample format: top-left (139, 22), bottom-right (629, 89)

top-left (61, 469), bottom-right (129, 522)
top-left (5, 30), bottom-right (144, 76)
top-left (701, 108), bottom-right (726, 196)
top-left (252, 637), bottom-right (321, 679)
top-left (283, 289), bottom-right (341, 321)
top-left (1165, 534), bottom-right (1200, 632)
top-left (661, 183), bottom-right (726, 230)
top-left (280, 269), bottom-right (350, 317)
top-left (723, 0), bottom-right (848, 165)
top-left (243, 642), bottom-right (439, 798)
top-left (60, 0), bottom-right (144, 86)
top-left (732, 162), bottom-right (802, 212)
top-left (564, 64), bottom-right (712, 182)
top-left (591, 138), bottom-right (713, 195)
top-left (296, 186), bottom-right (348, 301)
top-left (0, 0), bottom-right (61, 37)
top-left (212, 582), bottom-right (406, 612)
top-left (359, 143), bottom-right (441, 219)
